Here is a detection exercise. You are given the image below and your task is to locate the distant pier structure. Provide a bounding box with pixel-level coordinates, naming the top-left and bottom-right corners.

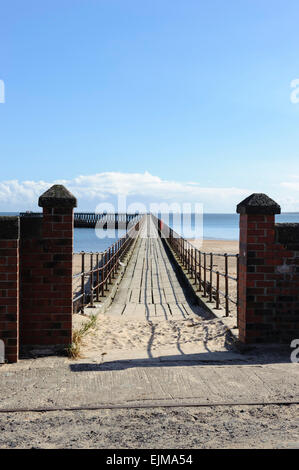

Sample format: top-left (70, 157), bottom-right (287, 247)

top-left (20, 211), bottom-right (143, 229)
top-left (73, 212), bottom-right (143, 229)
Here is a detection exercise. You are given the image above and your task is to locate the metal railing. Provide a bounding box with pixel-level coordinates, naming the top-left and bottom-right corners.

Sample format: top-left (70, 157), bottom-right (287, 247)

top-left (153, 216), bottom-right (239, 317)
top-left (72, 218), bottom-right (143, 312)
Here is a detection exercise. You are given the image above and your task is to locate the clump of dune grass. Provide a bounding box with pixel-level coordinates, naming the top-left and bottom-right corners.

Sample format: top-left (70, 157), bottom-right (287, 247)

top-left (67, 314), bottom-right (97, 359)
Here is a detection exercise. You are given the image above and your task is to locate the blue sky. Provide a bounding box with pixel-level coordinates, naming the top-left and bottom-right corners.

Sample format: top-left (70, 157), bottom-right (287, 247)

top-left (1, 0), bottom-right (299, 212)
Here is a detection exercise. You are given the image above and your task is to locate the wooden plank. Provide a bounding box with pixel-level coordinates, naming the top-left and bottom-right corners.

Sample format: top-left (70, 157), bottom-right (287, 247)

top-left (155, 304), bottom-right (170, 319)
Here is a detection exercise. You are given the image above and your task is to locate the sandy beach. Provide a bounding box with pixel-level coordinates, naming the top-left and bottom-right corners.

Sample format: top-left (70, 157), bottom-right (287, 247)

top-left (1, 404), bottom-right (298, 448)
top-left (72, 311), bottom-right (233, 360)
top-left (189, 239), bottom-right (239, 255)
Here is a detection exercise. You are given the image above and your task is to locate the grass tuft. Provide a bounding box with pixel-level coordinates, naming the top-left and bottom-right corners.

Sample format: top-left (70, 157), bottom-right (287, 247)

top-left (67, 314), bottom-right (97, 359)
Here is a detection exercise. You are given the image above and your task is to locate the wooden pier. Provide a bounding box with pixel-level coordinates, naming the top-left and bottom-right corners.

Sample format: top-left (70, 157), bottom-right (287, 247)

top-left (108, 215), bottom-right (202, 319)
top-left (72, 213), bottom-right (238, 318)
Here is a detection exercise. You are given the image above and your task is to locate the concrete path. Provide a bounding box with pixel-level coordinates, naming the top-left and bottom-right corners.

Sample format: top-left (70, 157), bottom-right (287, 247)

top-left (1, 352), bottom-right (299, 411)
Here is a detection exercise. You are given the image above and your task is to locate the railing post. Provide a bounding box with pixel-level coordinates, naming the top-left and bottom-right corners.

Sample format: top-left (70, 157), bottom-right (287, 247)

top-left (104, 251), bottom-right (108, 291)
top-left (225, 254), bottom-right (229, 316)
top-left (101, 263), bottom-right (105, 297)
top-left (116, 241), bottom-right (120, 273)
top-left (198, 250), bottom-right (202, 292)
top-left (191, 248), bottom-right (195, 279)
top-left (112, 245), bottom-right (116, 278)
top-left (96, 253), bottom-right (100, 302)
top-left (108, 247), bottom-right (112, 284)
top-left (81, 252), bottom-right (85, 312)
top-left (216, 271), bottom-right (220, 309)
top-left (194, 249), bottom-right (197, 286)
top-left (209, 253), bottom-right (213, 303)
top-left (203, 253), bottom-right (207, 297)
top-left (89, 253), bottom-right (94, 307)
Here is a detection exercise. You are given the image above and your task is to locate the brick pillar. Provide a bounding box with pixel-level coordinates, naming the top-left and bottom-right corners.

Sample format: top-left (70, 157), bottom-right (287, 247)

top-left (0, 217), bottom-right (20, 363)
top-left (20, 185), bottom-right (77, 349)
top-left (236, 194), bottom-right (281, 343)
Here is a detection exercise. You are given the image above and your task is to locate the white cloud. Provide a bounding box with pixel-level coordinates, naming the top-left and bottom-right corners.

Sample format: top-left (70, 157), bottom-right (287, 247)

top-left (280, 181), bottom-right (299, 191)
top-left (0, 171), bottom-right (250, 212)
top-left (268, 181), bottom-right (299, 212)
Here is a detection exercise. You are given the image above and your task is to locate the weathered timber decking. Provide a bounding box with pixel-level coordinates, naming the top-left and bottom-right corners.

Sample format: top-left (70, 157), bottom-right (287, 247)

top-left (108, 215), bottom-right (202, 319)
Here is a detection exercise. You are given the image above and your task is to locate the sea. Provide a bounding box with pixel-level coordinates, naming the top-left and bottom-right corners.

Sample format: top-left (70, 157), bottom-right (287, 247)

top-left (1, 212), bottom-right (299, 253)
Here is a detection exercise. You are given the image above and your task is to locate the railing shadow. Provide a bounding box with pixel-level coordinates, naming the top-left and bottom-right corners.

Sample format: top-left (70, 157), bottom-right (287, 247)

top-left (69, 344), bottom-right (292, 373)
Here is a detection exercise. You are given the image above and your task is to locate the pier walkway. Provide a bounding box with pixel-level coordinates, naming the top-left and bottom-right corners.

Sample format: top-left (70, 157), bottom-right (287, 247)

top-left (108, 215), bottom-right (202, 320)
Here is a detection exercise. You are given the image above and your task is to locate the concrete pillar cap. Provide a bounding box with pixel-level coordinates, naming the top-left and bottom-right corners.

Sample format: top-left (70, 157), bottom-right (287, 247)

top-left (38, 185), bottom-right (77, 208)
top-left (237, 193), bottom-right (281, 215)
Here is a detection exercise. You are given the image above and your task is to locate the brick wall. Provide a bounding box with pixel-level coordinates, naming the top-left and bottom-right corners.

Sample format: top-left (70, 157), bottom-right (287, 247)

top-left (0, 217), bottom-right (19, 363)
top-left (237, 194), bottom-right (299, 343)
top-left (0, 184), bottom-right (76, 363)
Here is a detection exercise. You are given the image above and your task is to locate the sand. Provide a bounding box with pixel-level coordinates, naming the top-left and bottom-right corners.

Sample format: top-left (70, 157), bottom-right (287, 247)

top-left (72, 311), bottom-right (233, 361)
top-left (189, 239), bottom-right (239, 254)
top-left (1, 404), bottom-right (299, 448)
